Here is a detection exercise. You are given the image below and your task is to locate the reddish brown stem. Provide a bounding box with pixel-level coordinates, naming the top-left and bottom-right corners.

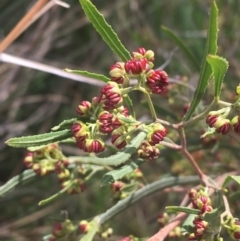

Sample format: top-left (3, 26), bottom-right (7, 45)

top-left (0, 0), bottom-right (49, 53)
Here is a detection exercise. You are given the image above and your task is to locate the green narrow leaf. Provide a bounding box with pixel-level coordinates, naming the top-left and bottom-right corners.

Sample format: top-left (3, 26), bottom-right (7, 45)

top-left (166, 206), bottom-right (199, 215)
top-left (183, 0), bottom-right (218, 121)
top-left (222, 175), bottom-right (240, 188)
top-left (69, 131), bottom-right (147, 166)
top-left (203, 208), bottom-right (222, 236)
top-left (64, 69), bottom-right (110, 83)
top-left (51, 118), bottom-right (77, 131)
top-left (80, 218), bottom-right (99, 241)
top-left (181, 214), bottom-right (196, 234)
top-left (79, 0), bottom-right (131, 61)
top-left (6, 129), bottom-right (72, 148)
top-left (161, 26), bottom-right (200, 71)
top-left (101, 162), bottom-right (138, 186)
top-left (0, 170), bottom-right (36, 196)
top-left (206, 54), bottom-right (229, 97)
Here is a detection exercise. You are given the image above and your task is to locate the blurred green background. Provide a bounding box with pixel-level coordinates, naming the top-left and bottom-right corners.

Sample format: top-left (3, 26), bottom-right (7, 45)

top-left (1, 0), bottom-right (240, 240)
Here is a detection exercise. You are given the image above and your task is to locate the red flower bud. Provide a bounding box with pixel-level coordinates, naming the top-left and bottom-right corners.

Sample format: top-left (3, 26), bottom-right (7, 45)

top-left (99, 82), bottom-right (123, 110)
top-left (148, 123), bottom-right (167, 145)
top-left (231, 115), bottom-right (240, 133)
top-left (76, 101), bottom-right (91, 117)
top-left (111, 181), bottom-right (125, 193)
top-left (52, 223), bottom-right (64, 237)
top-left (137, 141), bottom-right (160, 160)
top-left (206, 112), bottom-right (231, 134)
top-left (98, 111), bottom-right (114, 134)
top-left (71, 122), bottom-right (88, 140)
top-left (24, 152), bottom-right (34, 168)
top-left (146, 70), bottom-right (168, 94)
top-left (111, 134), bottom-right (127, 149)
top-left (109, 62), bottom-right (126, 84)
top-left (125, 58), bottom-right (148, 75)
top-left (82, 139), bottom-right (105, 153)
top-left (79, 220), bottom-right (90, 233)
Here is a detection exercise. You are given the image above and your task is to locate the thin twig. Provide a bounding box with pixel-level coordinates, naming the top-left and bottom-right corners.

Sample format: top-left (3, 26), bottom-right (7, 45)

top-left (0, 0), bottom-right (49, 52)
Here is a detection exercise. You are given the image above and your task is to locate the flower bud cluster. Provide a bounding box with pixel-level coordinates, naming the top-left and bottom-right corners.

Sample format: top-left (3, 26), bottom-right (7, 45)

top-left (187, 188), bottom-right (212, 240)
top-left (50, 219), bottom-right (75, 240)
top-left (70, 47), bottom-right (169, 154)
top-left (226, 218), bottom-right (240, 240)
top-left (206, 111), bottom-right (231, 135)
top-left (109, 47), bottom-right (168, 95)
top-left (61, 178), bottom-right (86, 195)
top-left (137, 123), bottom-right (167, 161)
top-left (23, 144), bottom-right (61, 176)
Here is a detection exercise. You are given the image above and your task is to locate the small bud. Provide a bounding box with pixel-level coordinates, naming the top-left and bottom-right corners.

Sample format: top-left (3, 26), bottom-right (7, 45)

top-left (57, 169), bottom-right (70, 181)
top-left (71, 122), bottom-right (88, 140)
top-left (99, 82), bottom-right (123, 110)
top-left (188, 233), bottom-right (198, 241)
top-left (111, 134), bottom-right (127, 149)
top-left (98, 111), bottom-right (114, 134)
top-left (125, 58), bottom-right (148, 75)
top-left (109, 62), bottom-right (126, 84)
top-left (206, 112), bottom-right (231, 135)
top-left (231, 115), bottom-right (240, 133)
top-left (146, 70), bottom-right (168, 94)
top-left (23, 152), bottom-right (34, 168)
top-left (137, 141), bottom-right (160, 160)
top-left (82, 139), bottom-right (105, 153)
top-left (236, 85), bottom-right (240, 95)
top-left (157, 213), bottom-right (169, 226)
top-left (111, 181), bottom-right (125, 193)
top-left (79, 220), bottom-right (91, 233)
top-left (76, 101), bottom-right (91, 117)
top-left (147, 123), bottom-right (167, 145)
top-left (52, 223), bottom-right (64, 237)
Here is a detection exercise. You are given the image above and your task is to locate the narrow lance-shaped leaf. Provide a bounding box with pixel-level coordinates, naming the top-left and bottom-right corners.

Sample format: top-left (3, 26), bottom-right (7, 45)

top-left (64, 69), bottom-right (110, 83)
top-left (79, 0), bottom-right (131, 61)
top-left (165, 206), bottom-right (199, 215)
top-left (6, 129), bottom-right (72, 148)
top-left (51, 118), bottom-right (77, 131)
top-left (222, 175), bottom-right (240, 188)
top-left (161, 25), bottom-right (200, 71)
top-left (183, 0), bottom-right (218, 121)
top-left (0, 170), bottom-right (36, 196)
top-left (69, 131), bottom-right (147, 166)
top-left (206, 54), bottom-right (229, 97)
top-left (101, 162), bottom-right (138, 186)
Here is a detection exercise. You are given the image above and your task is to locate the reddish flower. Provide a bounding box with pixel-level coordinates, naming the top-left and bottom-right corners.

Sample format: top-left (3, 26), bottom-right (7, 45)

top-left (111, 134), bottom-right (127, 149)
top-left (109, 62), bottom-right (126, 84)
top-left (206, 112), bottom-right (230, 135)
top-left (71, 122), bottom-right (88, 140)
top-left (125, 58), bottom-right (148, 75)
top-left (146, 70), bottom-right (168, 94)
top-left (148, 123), bottom-right (167, 145)
top-left (231, 115), bottom-right (240, 133)
top-left (23, 152), bottom-right (34, 168)
top-left (132, 47), bottom-right (155, 62)
top-left (79, 220), bottom-right (90, 233)
top-left (82, 139), bottom-right (105, 153)
top-left (111, 181), bottom-right (125, 193)
top-left (99, 82), bottom-right (123, 110)
top-left (52, 223), bottom-right (64, 237)
top-left (98, 111), bottom-right (114, 133)
top-left (137, 141), bottom-right (160, 160)
top-left (76, 101), bottom-right (91, 117)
